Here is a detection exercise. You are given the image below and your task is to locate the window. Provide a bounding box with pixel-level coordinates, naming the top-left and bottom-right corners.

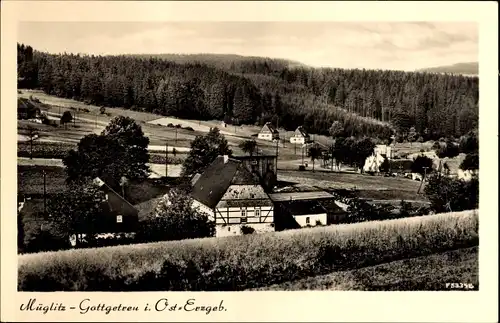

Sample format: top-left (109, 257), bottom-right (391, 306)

top-left (306, 217), bottom-right (310, 224)
top-left (241, 217), bottom-right (247, 223)
top-left (116, 215), bottom-right (123, 223)
top-left (241, 208), bottom-right (247, 223)
top-left (255, 208), bottom-right (261, 218)
top-left (228, 227), bottom-right (231, 232)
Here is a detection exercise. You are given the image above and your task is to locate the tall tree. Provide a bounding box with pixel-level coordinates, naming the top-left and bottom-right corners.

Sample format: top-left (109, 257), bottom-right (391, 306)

top-left (238, 139), bottom-right (258, 156)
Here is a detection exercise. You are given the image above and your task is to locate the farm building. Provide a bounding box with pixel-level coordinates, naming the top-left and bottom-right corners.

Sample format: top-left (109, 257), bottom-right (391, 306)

top-left (89, 177), bottom-right (139, 234)
top-left (191, 155), bottom-right (275, 237)
top-left (389, 159), bottom-right (414, 175)
top-left (270, 185), bottom-right (348, 229)
top-left (257, 122), bottom-right (280, 141)
top-left (289, 126), bottom-right (311, 145)
top-left (18, 97), bottom-right (41, 120)
top-left (277, 200), bottom-right (328, 228)
top-left (232, 154), bottom-right (277, 191)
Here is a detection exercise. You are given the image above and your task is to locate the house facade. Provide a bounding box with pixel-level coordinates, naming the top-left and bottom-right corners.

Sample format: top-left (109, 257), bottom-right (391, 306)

top-left (290, 126), bottom-right (310, 145)
top-left (191, 155), bottom-right (275, 237)
top-left (92, 177), bottom-right (139, 234)
top-left (257, 122), bottom-right (280, 141)
top-left (276, 199), bottom-right (328, 228)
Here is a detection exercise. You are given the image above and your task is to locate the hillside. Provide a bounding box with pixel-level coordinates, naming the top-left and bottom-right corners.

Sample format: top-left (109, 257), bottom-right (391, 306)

top-left (417, 62), bottom-right (478, 76)
top-left (129, 53), bottom-right (307, 70)
top-left (17, 43), bottom-right (478, 140)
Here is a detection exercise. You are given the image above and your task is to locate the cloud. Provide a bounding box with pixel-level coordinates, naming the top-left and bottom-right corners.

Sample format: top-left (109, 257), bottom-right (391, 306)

top-left (17, 21), bottom-right (478, 71)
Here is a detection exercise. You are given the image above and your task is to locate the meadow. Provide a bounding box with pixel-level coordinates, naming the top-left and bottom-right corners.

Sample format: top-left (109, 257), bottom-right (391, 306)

top-left (251, 247), bottom-right (478, 291)
top-left (18, 210), bottom-right (478, 291)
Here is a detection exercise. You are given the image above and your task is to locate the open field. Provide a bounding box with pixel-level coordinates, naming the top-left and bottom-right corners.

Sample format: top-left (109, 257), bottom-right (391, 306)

top-left (18, 90), bottom-right (434, 162)
top-left (251, 247), bottom-right (478, 291)
top-left (18, 210), bottom-right (478, 291)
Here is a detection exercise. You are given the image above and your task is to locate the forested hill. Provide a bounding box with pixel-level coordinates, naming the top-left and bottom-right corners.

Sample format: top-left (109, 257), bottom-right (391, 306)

top-left (128, 53), bottom-right (307, 71)
top-left (417, 62), bottom-right (478, 76)
top-left (17, 43), bottom-right (478, 141)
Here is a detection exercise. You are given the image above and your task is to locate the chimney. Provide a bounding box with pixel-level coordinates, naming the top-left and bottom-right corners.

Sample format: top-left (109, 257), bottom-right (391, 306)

top-left (223, 155), bottom-right (229, 164)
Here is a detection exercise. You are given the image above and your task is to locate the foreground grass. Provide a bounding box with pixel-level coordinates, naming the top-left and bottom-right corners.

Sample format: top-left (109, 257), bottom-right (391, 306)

top-left (251, 247), bottom-right (478, 291)
top-left (18, 210), bottom-right (478, 291)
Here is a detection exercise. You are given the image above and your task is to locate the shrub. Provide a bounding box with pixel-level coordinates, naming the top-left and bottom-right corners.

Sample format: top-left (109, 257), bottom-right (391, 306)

top-left (18, 210), bottom-right (479, 291)
top-left (240, 226), bottom-right (255, 235)
top-left (183, 126), bottom-right (194, 131)
top-left (100, 106), bottom-right (106, 114)
top-left (167, 123), bottom-right (175, 128)
top-left (424, 174), bottom-right (478, 213)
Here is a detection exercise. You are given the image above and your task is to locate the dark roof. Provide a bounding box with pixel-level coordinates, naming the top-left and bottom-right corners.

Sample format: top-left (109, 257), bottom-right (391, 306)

top-left (191, 156), bottom-right (262, 208)
top-left (261, 122), bottom-right (279, 134)
top-left (317, 199), bottom-right (348, 215)
top-left (294, 126), bottom-right (309, 137)
top-left (279, 200), bottom-right (327, 216)
top-left (93, 177), bottom-right (138, 214)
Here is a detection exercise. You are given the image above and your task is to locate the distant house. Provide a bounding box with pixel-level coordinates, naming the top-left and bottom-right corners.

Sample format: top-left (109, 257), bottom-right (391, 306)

top-left (389, 159), bottom-right (414, 175)
top-left (18, 97), bottom-right (41, 120)
top-left (191, 155), bottom-right (275, 237)
top-left (68, 178), bottom-right (139, 246)
top-left (290, 126), bottom-right (310, 145)
top-left (258, 122), bottom-right (279, 141)
top-left (374, 144), bottom-right (393, 159)
top-left (94, 178), bottom-right (138, 230)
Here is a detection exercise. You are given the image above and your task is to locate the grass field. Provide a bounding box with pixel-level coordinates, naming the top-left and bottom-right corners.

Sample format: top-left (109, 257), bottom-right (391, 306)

top-left (18, 210), bottom-right (478, 291)
top-left (251, 247), bottom-right (478, 291)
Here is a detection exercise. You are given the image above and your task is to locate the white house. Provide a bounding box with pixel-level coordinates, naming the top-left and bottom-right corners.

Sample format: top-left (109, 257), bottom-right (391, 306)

top-left (363, 153), bottom-right (386, 173)
top-left (290, 126), bottom-right (310, 145)
top-left (257, 122), bottom-right (280, 141)
top-left (278, 199), bottom-right (327, 227)
top-left (191, 155), bottom-right (275, 237)
top-left (374, 145), bottom-right (393, 159)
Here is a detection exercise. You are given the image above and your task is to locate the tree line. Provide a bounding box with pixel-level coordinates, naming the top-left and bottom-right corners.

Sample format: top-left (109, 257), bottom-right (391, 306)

top-left (18, 43), bottom-right (478, 141)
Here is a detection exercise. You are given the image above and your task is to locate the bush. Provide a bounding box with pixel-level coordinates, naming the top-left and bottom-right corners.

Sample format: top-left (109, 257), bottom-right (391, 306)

top-left (167, 123), bottom-right (175, 128)
top-left (424, 174), bottom-right (478, 213)
top-left (183, 126), bottom-right (194, 131)
top-left (240, 226), bottom-right (255, 235)
top-left (175, 124), bottom-right (182, 129)
top-left (18, 210), bottom-right (479, 291)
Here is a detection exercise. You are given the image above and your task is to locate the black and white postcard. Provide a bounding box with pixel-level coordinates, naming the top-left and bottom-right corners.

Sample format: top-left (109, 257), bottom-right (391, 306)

top-left (1, 1), bottom-right (498, 322)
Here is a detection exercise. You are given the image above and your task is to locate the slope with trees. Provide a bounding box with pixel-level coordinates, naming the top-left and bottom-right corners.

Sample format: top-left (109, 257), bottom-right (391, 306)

top-left (18, 43), bottom-right (478, 141)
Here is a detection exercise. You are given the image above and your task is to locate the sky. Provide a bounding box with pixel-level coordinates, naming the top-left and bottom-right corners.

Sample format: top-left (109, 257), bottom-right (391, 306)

top-left (17, 21), bottom-right (478, 71)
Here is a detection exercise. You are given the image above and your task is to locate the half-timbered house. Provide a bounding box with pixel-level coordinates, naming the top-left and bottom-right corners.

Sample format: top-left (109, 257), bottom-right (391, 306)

top-left (191, 155), bottom-right (275, 237)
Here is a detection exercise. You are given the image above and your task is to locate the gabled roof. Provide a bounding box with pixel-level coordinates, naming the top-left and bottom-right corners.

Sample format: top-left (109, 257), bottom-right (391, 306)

top-left (294, 126), bottom-right (309, 137)
top-left (191, 156), bottom-right (262, 208)
top-left (93, 177), bottom-right (137, 213)
top-left (260, 122), bottom-right (279, 134)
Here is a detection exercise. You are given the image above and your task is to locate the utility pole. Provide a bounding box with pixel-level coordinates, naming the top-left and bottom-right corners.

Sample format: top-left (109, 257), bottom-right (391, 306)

top-left (417, 166), bottom-right (429, 194)
top-left (43, 170), bottom-right (46, 216)
top-left (165, 142), bottom-right (169, 178)
top-left (175, 128), bottom-right (178, 145)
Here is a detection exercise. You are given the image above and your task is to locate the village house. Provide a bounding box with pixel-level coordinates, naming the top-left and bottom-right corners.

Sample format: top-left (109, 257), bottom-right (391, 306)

top-left (18, 97), bottom-right (41, 120)
top-left (257, 122), bottom-right (280, 141)
top-left (69, 178), bottom-right (139, 246)
top-left (374, 144), bottom-right (393, 159)
top-left (191, 155), bottom-right (275, 237)
top-left (289, 126), bottom-right (311, 145)
top-left (278, 200), bottom-right (328, 227)
top-left (269, 184), bottom-right (348, 229)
